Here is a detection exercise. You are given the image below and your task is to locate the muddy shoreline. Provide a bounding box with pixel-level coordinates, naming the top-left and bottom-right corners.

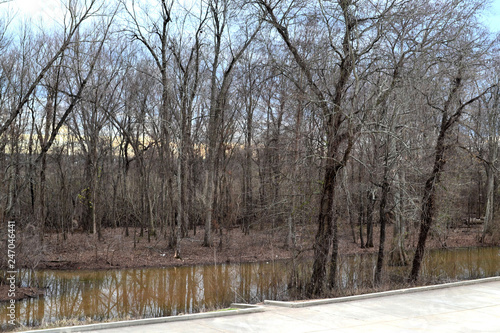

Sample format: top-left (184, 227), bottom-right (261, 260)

top-left (0, 286), bottom-right (44, 303)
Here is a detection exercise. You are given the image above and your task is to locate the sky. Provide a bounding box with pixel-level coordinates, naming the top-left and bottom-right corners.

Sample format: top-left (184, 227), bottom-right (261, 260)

top-left (7, 0), bottom-right (61, 19)
top-left (485, 0), bottom-right (500, 32)
top-left (5, 0), bottom-right (65, 27)
top-left (5, 0), bottom-right (500, 32)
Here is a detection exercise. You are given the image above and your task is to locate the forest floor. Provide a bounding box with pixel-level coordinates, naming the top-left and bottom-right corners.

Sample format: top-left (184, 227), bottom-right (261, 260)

top-left (0, 221), bottom-right (497, 302)
top-left (30, 222), bottom-right (498, 270)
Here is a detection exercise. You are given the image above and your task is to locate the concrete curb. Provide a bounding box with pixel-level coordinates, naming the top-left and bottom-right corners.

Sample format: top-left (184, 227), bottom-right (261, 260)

top-left (264, 276), bottom-right (500, 308)
top-left (20, 303), bottom-right (265, 333)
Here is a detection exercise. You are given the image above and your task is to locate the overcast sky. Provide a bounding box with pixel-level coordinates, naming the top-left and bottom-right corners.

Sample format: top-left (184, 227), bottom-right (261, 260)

top-left (487, 0), bottom-right (500, 32)
top-left (6, 0), bottom-right (500, 32)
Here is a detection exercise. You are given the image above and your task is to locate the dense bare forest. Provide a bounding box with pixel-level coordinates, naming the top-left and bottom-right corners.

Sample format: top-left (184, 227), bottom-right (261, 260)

top-left (1, 0), bottom-right (500, 297)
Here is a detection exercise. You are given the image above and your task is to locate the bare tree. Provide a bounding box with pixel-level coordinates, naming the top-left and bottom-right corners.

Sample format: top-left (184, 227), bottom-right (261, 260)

top-left (122, 0), bottom-right (180, 250)
top-left (469, 80), bottom-right (500, 242)
top-left (167, 4), bottom-right (208, 247)
top-left (408, 1), bottom-right (494, 281)
top-left (203, 0), bottom-right (260, 247)
top-left (257, 0), bottom-right (396, 295)
top-left (0, 0), bottom-right (104, 137)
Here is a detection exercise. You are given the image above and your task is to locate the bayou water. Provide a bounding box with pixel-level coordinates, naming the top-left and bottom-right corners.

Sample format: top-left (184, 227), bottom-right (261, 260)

top-left (2, 247), bottom-right (499, 330)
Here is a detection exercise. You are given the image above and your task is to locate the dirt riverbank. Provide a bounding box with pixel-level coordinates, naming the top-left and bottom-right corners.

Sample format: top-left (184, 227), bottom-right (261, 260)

top-left (0, 223), bottom-right (495, 302)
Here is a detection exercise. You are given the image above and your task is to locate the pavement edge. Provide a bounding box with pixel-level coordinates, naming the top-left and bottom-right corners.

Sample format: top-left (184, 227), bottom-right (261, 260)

top-left (19, 303), bottom-right (265, 333)
top-left (264, 276), bottom-right (500, 308)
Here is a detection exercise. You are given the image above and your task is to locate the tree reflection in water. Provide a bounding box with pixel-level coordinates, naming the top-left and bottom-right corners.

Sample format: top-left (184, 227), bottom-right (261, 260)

top-left (4, 247), bottom-right (499, 330)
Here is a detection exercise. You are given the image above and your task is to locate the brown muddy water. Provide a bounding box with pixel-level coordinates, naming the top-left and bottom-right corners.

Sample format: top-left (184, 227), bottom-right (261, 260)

top-left (2, 247), bottom-right (499, 331)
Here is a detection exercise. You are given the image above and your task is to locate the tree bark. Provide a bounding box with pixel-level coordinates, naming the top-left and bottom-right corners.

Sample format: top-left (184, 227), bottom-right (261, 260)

top-left (374, 154), bottom-right (390, 284)
top-left (482, 160), bottom-right (495, 242)
top-left (365, 189), bottom-right (376, 248)
top-left (358, 165), bottom-right (365, 248)
top-left (409, 127), bottom-right (447, 282)
top-left (389, 170), bottom-right (407, 266)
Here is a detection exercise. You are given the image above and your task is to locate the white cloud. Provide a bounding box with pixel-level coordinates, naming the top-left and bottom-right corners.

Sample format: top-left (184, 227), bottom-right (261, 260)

top-left (7, 0), bottom-right (65, 24)
top-left (484, 0), bottom-right (500, 32)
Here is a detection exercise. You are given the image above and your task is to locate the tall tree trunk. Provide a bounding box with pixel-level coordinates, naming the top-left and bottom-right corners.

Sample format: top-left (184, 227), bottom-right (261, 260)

top-left (358, 165), bottom-right (365, 248)
top-left (243, 102), bottom-right (253, 235)
top-left (343, 168), bottom-right (357, 244)
top-left (38, 94), bottom-right (54, 241)
top-left (408, 75), bottom-right (486, 282)
top-left (203, 3), bottom-right (223, 247)
top-left (328, 207), bottom-right (339, 289)
top-left (481, 161), bottom-right (495, 242)
top-left (365, 189), bottom-right (376, 248)
top-left (203, 0), bottom-right (258, 245)
top-left (374, 147), bottom-right (390, 284)
top-left (204, 126), bottom-right (218, 247)
top-left (287, 96), bottom-right (303, 248)
top-left (38, 154), bottom-right (47, 241)
top-left (175, 145), bottom-right (185, 256)
top-left (481, 85), bottom-right (500, 241)
top-left (480, 126), bottom-right (498, 242)
top-left (161, 69), bottom-right (176, 252)
top-left (375, 127), bottom-right (397, 283)
top-left (308, 159), bottom-right (340, 296)
top-left (409, 128), bottom-right (447, 282)
top-left (260, 0), bottom-right (356, 296)
top-left (389, 170), bottom-right (407, 266)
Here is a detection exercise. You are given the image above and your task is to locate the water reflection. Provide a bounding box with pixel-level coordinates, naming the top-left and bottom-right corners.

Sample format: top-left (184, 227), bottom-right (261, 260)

top-left (2, 247), bottom-right (499, 330)
top-left (3, 261), bottom-right (290, 330)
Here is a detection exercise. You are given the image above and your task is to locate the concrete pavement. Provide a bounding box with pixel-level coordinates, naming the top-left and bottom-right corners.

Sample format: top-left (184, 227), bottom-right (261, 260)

top-left (25, 277), bottom-right (500, 333)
